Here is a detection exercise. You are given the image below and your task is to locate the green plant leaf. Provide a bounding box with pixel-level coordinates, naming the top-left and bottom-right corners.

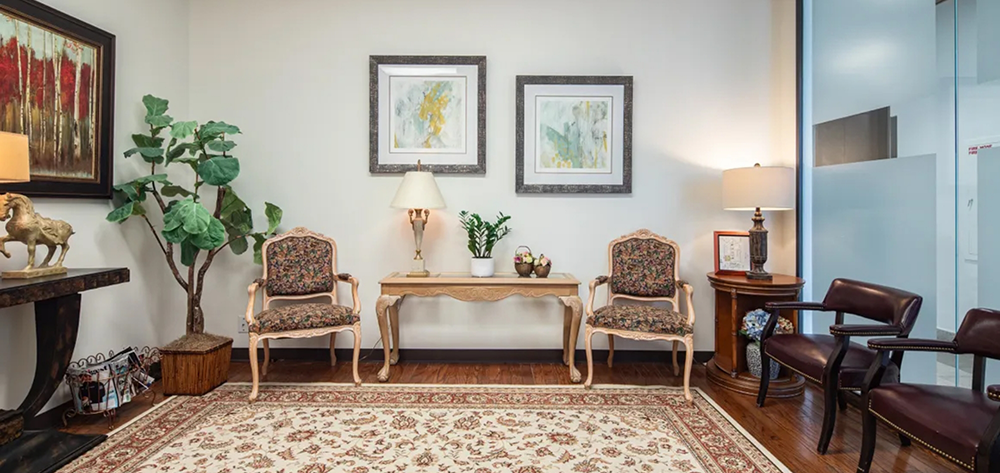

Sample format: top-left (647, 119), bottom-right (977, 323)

top-left (251, 233), bottom-right (267, 265)
top-left (264, 202), bottom-right (282, 234)
top-left (145, 114), bottom-right (173, 127)
top-left (123, 148), bottom-right (139, 159)
top-left (137, 147), bottom-right (164, 158)
top-left (162, 224), bottom-right (187, 244)
top-left (200, 121), bottom-right (241, 139)
top-left (190, 217), bottom-right (226, 250)
top-left (207, 140), bottom-right (236, 153)
top-left (197, 157), bottom-right (240, 186)
top-left (229, 235), bottom-right (248, 255)
top-left (143, 95), bottom-right (169, 116)
top-left (131, 133), bottom-right (161, 148)
top-left (220, 189), bottom-right (253, 236)
top-left (180, 240), bottom-right (198, 267)
top-left (160, 185), bottom-right (193, 198)
top-left (136, 174), bottom-right (170, 185)
top-left (172, 157), bottom-right (200, 172)
top-left (106, 202), bottom-right (135, 223)
top-left (164, 142), bottom-right (190, 164)
top-left (113, 182), bottom-right (140, 202)
top-left (170, 121), bottom-right (198, 139)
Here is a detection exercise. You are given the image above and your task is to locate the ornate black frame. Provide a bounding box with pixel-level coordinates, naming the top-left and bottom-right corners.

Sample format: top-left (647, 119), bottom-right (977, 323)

top-left (0, 0), bottom-right (116, 199)
top-left (369, 55), bottom-right (487, 174)
top-left (515, 75), bottom-right (632, 194)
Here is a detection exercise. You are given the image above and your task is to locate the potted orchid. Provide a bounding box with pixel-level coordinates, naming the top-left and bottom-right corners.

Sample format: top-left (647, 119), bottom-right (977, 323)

top-left (741, 309), bottom-right (793, 379)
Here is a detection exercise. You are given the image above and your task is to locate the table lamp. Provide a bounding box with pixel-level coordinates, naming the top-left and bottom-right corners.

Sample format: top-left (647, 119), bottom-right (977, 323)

top-left (722, 163), bottom-right (793, 280)
top-left (0, 132), bottom-right (30, 185)
top-left (390, 161), bottom-right (445, 277)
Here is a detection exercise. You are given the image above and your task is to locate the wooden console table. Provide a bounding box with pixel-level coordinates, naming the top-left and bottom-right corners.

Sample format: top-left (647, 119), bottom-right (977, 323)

top-left (0, 268), bottom-right (129, 473)
top-left (706, 272), bottom-right (806, 398)
top-left (376, 272), bottom-right (583, 383)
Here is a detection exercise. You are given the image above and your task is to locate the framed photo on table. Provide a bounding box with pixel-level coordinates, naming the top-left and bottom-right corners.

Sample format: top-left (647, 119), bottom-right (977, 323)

top-left (0, 0), bottom-right (116, 198)
top-left (369, 55), bottom-right (486, 174)
top-left (714, 231), bottom-right (750, 275)
top-left (515, 75), bottom-right (632, 194)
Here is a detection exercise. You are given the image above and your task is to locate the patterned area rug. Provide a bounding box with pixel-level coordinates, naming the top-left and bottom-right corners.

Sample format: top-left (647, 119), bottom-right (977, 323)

top-left (63, 384), bottom-right (789, 473)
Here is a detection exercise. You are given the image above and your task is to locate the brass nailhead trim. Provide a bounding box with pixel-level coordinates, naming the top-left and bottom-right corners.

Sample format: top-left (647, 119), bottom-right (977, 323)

top-left (830, 331), bottom-right (899, 336)
top-left (867, 345), bottom-right (955, 352)
top-left (869, 399), bottom-right (974, 470)
top-left (989, 392), bottom-right (1000, 402)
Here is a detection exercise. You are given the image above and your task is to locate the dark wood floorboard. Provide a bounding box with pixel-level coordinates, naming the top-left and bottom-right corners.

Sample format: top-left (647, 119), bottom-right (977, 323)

top-left (59, 360), bottom-right (964, 473)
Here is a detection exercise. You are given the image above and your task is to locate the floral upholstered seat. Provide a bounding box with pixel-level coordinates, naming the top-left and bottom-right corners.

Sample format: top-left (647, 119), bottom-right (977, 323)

top-left (591, 305), bottom-right (693, 335)
top-left (245, 227), bottom-right (363, 401)
top-left (584, 229), bottom-right (696, 403)
top-left (250, 303), bottom-right (358, 334)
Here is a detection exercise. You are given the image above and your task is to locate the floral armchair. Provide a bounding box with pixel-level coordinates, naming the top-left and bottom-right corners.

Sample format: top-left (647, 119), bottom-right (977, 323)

top-left (584, 229), bottom-right (696, 402)
top-left (244, 227), bottom-right (361, 401)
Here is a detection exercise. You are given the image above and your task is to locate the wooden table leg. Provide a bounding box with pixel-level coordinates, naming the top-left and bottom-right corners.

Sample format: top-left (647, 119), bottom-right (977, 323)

top-left (560, 296), bottom-right (583, 383)
top-left (376, 295), bottom-right (399, 382)
top-left (562, 309), bottom-right (571, 366)
top-left (20, 293), bottom-right (81, 425)
top-left (389, 298), bottom-right (401, 365)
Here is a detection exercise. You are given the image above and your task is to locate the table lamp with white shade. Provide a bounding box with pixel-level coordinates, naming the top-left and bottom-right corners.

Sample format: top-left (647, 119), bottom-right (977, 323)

top-left (0, 132), bottom-right (30, 185)
top-left (722, 163), bottom-right (794, 280)
top-left (390, 161), bottom-right (446, 277)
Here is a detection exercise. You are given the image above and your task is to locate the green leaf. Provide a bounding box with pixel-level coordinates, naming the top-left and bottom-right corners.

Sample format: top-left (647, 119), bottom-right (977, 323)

top-left (229, 235), bottom-right (248, 255)
top-left (170, 121), bottom-right (198, 139)
top-left (137, 147), bottom-right (164, 159)
top-left (113, 182), bottom-right (140, 202)
top-left (207, 140), bottom-right (236, 153)
top-left (136, 174), bottom-right (170, 185)
top-left (182, 203), bottom-right (212, 235)
top-left (130, 201), bottom-right (147, 217)
top-left (264, 202), bottom-right (282, 234)
top-left (180, 240), bottom-right (198, 267)
top-left (123, 147), bottom-right (139, 159)
top-left (190, 217), bottom-right (226, 250)
top-left (160, 185), bottom-right (193, 198)
top-left (251, 233), bottom-right (267, 265)
top-left (220, 188), bottom-right (253, 236)
top-left (131, 133), bottom-right (159, 148)
top-left (165, 143), bottom-right (191, 164)
top-left (106, 202), bottom-right (135, 223)
top-left (172, 157), bottom-right (200, 172)
top-left (162, 224), bottom-right (187, 244)
top-left (142, 95), bottom-right (169, 116)
top-left (199, 121), bottom-right (241, 139)
top-left (197, 157), bottom-right (240, 186)
top-left (145, 114), bottom-right (173, 127)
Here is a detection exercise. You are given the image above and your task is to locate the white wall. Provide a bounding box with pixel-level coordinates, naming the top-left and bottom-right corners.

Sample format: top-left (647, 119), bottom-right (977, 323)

top-left (188, 0), bottom-right (797, 354)
top-left (0, 0), bottom-right (190, 412)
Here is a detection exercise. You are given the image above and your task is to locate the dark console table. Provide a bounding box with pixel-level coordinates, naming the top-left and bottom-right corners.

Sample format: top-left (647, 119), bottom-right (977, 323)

top-left (0, 268), bottom-right (129, 473)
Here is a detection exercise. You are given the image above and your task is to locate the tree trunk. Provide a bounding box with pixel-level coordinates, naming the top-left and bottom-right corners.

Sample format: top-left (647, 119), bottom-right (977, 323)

top-left (53, 39), bottom-right (61, 166)
top-left (72, 43), bottom-right (81, 163)
top-left (88, 55), bottom-right (95, 159)
top-left (25, 27), bottom-right (32, 149)
top-left (14, 20), bottom-right (23, 134)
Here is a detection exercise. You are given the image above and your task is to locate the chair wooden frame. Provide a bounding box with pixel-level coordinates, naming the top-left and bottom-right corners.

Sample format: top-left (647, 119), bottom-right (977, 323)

top-left (583, 229), bottom-right (696, 402)
top-left (245, 227), bottom-right (362, 401)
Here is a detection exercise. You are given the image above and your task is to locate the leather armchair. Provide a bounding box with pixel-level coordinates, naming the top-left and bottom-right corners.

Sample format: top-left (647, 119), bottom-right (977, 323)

top-left (858, 308), bottom-right (1000, 473)
top-left (756, 278), bottom-right (922, 454)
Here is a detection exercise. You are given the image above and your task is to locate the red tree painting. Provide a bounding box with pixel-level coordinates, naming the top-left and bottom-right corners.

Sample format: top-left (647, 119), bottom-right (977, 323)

top-left (0, 13), bottom-right (98, 180)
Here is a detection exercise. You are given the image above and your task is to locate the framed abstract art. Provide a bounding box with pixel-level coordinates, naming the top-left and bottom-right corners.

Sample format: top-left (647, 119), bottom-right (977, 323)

top-left (0, 0), bottom-right (116, 198)
top-left (369, 55), bottom-right (486, 174)
top-left (515, 75), bottom-right (632, 194)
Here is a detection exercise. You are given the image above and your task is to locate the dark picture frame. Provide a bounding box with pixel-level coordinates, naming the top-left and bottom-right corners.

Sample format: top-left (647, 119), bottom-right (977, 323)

top-left (0, 0), bottom-right (116, 198)
top-left (515, 75), bottom-right (632, 194)
top-left (369, 55), bottom-right (486, 174)
top-left (714, 231), bottom-right (751, 276)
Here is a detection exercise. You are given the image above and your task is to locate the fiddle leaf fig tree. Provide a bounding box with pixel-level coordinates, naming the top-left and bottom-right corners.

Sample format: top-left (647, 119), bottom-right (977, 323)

top-left (108, 95), bottom-right (283, 335)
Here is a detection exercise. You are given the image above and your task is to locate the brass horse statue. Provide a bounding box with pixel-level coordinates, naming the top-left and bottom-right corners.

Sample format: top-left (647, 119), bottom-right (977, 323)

top-left (0, 193), bottom-right (73, 273)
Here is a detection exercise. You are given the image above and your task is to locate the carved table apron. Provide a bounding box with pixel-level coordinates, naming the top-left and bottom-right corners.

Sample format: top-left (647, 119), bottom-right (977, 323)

top-left (0, 268), bottom-right (130, 473)
top-left (376, 272), bottom-right (583, 383)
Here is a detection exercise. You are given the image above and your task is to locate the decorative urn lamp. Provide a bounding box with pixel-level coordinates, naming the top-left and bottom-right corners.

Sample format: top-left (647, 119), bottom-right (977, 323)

top-left (390, 161), bottom-right (446, 277)
top-left (722, 163), bottom-right (794, 280)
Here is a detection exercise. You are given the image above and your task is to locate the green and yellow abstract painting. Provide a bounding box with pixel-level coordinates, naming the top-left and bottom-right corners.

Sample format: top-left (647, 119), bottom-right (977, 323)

top-left (389, 76), bottom-right (466, 153)
top-left (535, 96), bottom-right (612, 173)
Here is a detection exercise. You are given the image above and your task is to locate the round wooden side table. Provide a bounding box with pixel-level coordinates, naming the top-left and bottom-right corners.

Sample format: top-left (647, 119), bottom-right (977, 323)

top-left (706, 272), bottom-right (807, 398)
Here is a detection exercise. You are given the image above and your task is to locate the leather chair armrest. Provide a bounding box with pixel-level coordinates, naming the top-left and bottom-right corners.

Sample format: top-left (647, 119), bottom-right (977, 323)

top-left (988, 385), bottom-right (1000, 402)
top-left (765, 301), bottom-right (826, 311)
top-left (867, 338), bottom-right (957, 352)
top-left (829, 325), bottom-right (902, 337)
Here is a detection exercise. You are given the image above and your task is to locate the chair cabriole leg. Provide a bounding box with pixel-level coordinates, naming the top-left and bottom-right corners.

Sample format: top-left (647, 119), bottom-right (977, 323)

top-left (248, 333), bottom-right (260, 402)
top-left (262, 339), bottom-right (270, 377)
top-left (757, 344), bottom-right (772, 407)
top-left (352, 323), bottom-right (361, 387)
top-left (683, 335), bottom-right (694, 403)
top-left (672, 340), bottom-right (680, 376)
top-left (607, 334), bottom-right (614, 368)
top-left (585, 326), bottom-right (595, 389)
top-left (817, 376), bottom-right (838, 454)
top-left (857, 399), bottom-right (877, 473)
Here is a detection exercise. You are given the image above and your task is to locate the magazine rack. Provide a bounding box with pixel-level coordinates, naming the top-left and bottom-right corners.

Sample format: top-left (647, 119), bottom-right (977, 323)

top-left (62, 347), bottom-right (159, 430)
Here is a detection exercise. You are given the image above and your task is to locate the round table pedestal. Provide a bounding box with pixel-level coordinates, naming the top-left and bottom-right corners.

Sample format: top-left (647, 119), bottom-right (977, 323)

top-left (706, 359), bottom-right (805, 398)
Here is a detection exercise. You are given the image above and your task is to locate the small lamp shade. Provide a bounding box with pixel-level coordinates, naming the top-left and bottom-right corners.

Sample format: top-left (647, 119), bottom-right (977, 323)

top-left (0, 132), bottom-right (30, 183)
top-left (722, 165), bottom-right (794, 211)
top-left (390, 171), bottom-right (445, 209)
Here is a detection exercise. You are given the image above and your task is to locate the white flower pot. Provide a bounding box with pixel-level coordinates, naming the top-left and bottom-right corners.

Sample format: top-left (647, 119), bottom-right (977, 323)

top-left (470, 257), bottom-right (495, 277)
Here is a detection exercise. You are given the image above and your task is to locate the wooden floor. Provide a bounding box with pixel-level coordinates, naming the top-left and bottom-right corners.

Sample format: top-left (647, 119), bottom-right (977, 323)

top-left (62, 360), bottom-right (964, 473)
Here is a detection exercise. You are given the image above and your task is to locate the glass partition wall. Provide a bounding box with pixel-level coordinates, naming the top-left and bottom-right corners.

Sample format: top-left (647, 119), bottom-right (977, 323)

top-left (800, 0), bottom-right (997, 387)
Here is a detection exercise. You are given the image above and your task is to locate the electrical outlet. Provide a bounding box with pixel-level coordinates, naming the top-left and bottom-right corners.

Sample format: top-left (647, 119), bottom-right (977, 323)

top-left (238, 317), bottom-right (248, 334)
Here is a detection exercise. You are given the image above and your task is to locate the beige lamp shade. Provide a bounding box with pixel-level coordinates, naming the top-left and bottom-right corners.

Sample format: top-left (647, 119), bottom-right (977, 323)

top-left (0, 132), bottom-right (30, 183)
top-left (722, 164), bottom-right (794, 211)
top-left (390, 171), bottom-right (446, 209)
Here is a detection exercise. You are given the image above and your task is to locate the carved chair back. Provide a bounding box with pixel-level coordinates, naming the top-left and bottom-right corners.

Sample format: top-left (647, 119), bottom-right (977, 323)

top-left (260, 227), bottom-right (338, 309)
top-left (606, 229), bottom-right (681, 312)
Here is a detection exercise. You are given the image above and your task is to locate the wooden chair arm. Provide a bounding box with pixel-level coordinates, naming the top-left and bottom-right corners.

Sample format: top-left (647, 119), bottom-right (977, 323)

top-left (245, 280), bottom-right (262, 326)
top-left (677, 280), bottom-right (695, 326)
top-left (343, 275), bottom-right (361, 315)
top-left (586, 276), bottom-right (610, 318)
